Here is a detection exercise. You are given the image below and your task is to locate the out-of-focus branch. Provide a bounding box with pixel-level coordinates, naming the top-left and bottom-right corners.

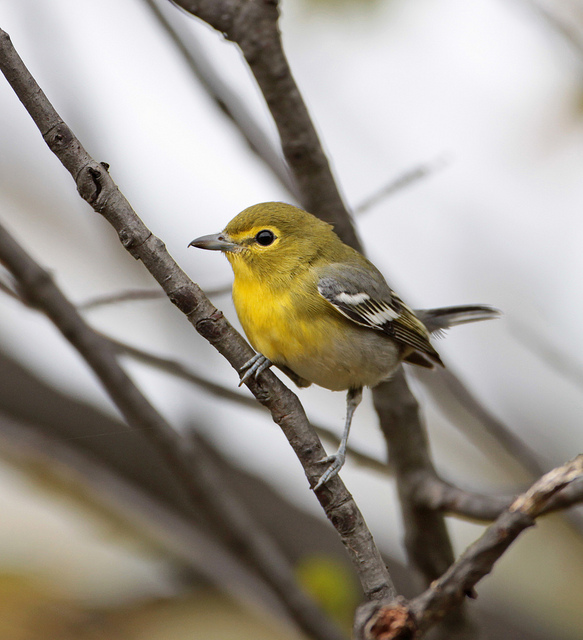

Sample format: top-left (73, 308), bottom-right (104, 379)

top-left (519, 0), bottom-right (583, 60)
top-left (105, 333), bottom-right (390, 476)
top-left (0, 26), bottom-right (395, 610)
top-left (416, 366), bottom-right (547, 477)
top-left (143, 0), bottom-right (298, 198)
top-left (510, 318), bottom-right (583, 389)
top-left (354, 455), bottom-right (583, 639)
top-left (79, 284), bottom-right (230, 310)
top-left (0, 273), bottom-right (19, 300)
top-left (415, 364), bottom-right (583, 532)
top-left (354, 157), bottom-right (449, 216)
top-left (0, 409), bottom-right (294, 617)
top-left (171, 0), bottom-right (362, 250)
top-left (373, 372), bottom-right (474, 637)
top-left (413, 471), bottom-right (583, 521)
top-left (79, 287), bottom-right (166, 309)
top-left (372, 373), bottom-right (457, 580)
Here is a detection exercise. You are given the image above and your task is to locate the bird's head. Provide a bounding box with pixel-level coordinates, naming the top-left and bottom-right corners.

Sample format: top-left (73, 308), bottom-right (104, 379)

top-left (189, 202), bottom-right (336, 280)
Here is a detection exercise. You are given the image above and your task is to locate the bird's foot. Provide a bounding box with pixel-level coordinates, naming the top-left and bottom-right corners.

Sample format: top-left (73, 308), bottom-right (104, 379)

top-left (313, 451), bottom-right (346, 490)
top-left (239, 353), bottom-right (272, 386)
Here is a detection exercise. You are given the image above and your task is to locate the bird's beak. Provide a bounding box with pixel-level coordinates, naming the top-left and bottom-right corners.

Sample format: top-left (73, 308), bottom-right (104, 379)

top-left (188, 232), bottom-right (238, 252)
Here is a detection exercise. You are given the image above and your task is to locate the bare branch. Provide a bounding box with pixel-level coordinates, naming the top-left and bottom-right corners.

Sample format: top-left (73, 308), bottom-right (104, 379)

top-left (414, 366), bottom-right (583, 533)
top-left (519, 0), bottom-right (583, 60)
top-left (416, 366), bottom-right (547, 478)
top-left (373, 373), bottom-right (459, 584)
top-left (0, 218), bottom-right (350, 640)
top-left (144, 0), bottom-right (298, 198)
top-left (0, 275), bottom-right (21, 301)
top-left (171, 0), bottom-right (362, 250)
top-left (354, 157), bottom-right (449, 216)
top-left (412, 474), bottom-right (514, 522)
top-left (79, 284), bottom-right (230, 310)
top-left (509, 455), bottom-right (583, 516)
top-left (510, 318), bottom-right (583, 390)
top-left (410, 456), bottom-right (583, 634)
top-left (0, 26), bottom-right (396, 607)
top-left (166, 5), bottom-right (472, 632)
top-left (413, 472), bottom-right (583, 522)
top-left (373, 373), bottom-right (476, 635)
top-left (105, 333), bottom-right (390, 475)
top-left (354, 456), bottom-right (583, 639)
top-left (79, 287), bottom-right (166, 309)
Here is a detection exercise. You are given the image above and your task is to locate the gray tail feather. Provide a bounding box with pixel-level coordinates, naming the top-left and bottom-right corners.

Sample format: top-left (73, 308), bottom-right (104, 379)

top-left (416, 305), bottom-right (500, 334)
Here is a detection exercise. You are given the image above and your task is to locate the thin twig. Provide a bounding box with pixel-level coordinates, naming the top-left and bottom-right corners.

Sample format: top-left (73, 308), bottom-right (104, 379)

top-left (354, 157), bottom-right (449, 216)
top-left (79, 284), bottom-right (230, 310)
top-left (144, 0), bottom-right (298, 198)
top-left (79, 287), bottom-right (166, 309)
top-left (105, 333), bottom-right (390, 475)
top-left (172, 0), bottom-right (362, 249)
top-left (510, 318), bottom-right (583, 389)
top-left (416, 366), bottom-right (547, 478)
top-left (0, 26), bottom-right (395, 607)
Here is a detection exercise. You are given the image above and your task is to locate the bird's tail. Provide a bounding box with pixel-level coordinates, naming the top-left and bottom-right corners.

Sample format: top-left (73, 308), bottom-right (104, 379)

top-left (416, 305), bottom-right (500, 334)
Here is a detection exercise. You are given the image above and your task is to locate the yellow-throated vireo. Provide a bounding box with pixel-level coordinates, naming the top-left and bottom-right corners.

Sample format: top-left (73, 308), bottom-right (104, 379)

top-left (189, 202), bottom-right (498, 490)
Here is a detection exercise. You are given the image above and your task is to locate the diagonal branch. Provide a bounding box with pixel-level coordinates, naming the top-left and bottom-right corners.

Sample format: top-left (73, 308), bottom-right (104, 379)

top-left (410, 455), bottom-right (583, 634)
top-left (0, 218), bottom-right (348, 640)
top-left (353, 455), bottom-right (583, 639)
top-left (0, 26), bottom-right (395, 610)
top-left (417, 367), bottom-right (546, 477)
top-left (105, 332), bottom-right (390, 475)
top-left (168, 3), bottom-right (477, 633)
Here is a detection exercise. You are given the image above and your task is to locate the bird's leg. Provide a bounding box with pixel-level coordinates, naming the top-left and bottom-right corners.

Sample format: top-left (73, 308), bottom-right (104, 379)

top-left (314, 387), bottom-right (363, 490)
top-left (239, 353), bottom-right (272, 386)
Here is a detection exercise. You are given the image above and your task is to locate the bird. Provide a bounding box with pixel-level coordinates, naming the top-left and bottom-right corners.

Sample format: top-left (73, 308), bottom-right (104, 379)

top-left (189, 202), bottom-right (498, 490)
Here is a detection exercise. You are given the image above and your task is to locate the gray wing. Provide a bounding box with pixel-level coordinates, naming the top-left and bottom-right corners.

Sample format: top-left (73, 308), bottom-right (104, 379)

top-left (317, 263), bottom-right (443, 366)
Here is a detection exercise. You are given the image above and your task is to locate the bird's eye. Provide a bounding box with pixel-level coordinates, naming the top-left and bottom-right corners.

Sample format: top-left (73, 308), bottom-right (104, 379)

top-left (255, 229), bottom-right (276, 246)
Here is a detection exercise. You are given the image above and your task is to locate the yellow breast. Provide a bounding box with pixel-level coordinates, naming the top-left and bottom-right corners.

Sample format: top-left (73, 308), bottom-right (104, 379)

top-left (232, 274), bottom-right (316, 364)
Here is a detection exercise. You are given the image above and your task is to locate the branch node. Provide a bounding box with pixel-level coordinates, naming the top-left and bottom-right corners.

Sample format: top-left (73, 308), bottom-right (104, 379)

top-left (117, 227), bottom-right (152, 259)
top-left (509, 454), bottom-right (583, 516)
top-left (75, 163), bottom-right (107, 207)
top-left (42, 120), bottom-right (70, 150)
top-left (195, 309), bottom-right (227, 343)
top-left (356, 599), bottom-right (417, 640)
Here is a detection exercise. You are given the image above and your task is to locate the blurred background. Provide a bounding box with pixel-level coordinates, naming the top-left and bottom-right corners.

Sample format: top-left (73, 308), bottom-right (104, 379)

top-left (0, 0), bottom-right (582, 638)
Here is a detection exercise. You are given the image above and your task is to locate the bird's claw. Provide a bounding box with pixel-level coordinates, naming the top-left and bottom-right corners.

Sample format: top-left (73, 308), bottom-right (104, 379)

top-left (239, 353), bottom-right (272, 387)
top-left (313, 451), bottom-right (346, 491)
